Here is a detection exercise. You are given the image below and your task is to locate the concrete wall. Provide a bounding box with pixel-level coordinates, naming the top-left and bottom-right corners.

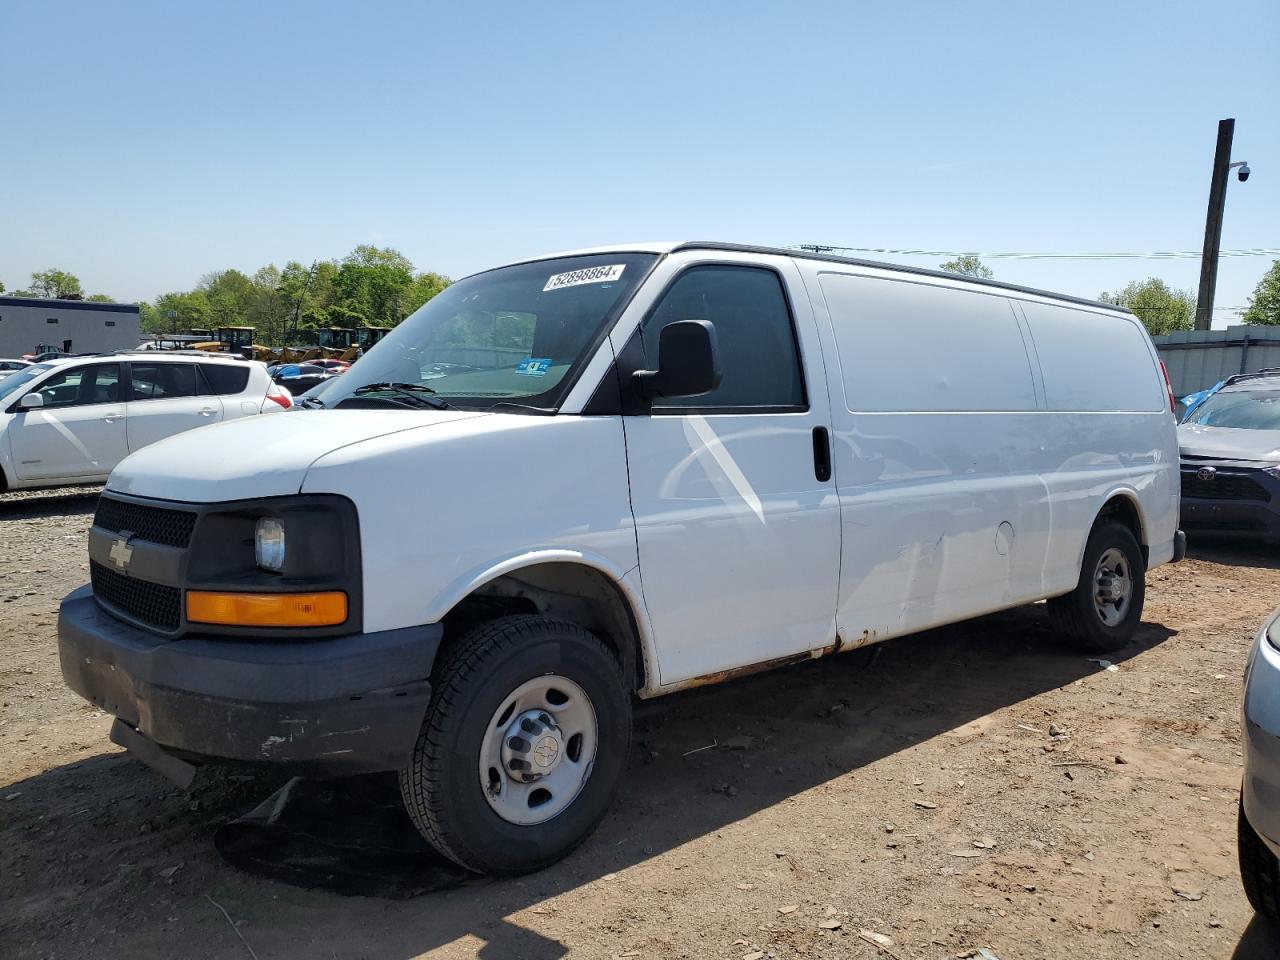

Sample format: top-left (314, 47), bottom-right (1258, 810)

top-left (0, 296), bottom-right (141, 358)
top-left (1153, 325), bottom-right (1280, 397)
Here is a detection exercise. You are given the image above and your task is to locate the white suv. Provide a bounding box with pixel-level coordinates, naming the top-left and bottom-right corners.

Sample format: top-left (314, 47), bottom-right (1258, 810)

top-left (0, 352), bottom-right (290, 492)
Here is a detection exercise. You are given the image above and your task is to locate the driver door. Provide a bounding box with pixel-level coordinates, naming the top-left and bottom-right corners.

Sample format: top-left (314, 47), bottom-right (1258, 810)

top-left (9, 364), bottom-right (127, 481)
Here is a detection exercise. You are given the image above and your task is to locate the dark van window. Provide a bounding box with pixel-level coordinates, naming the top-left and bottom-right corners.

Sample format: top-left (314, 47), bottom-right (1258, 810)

top-left (199, 364), bottom-right (251, 395)
top-left (642, 266), bottom-right (806, 412)
top-left (130, 363), bottom-right (198, 400)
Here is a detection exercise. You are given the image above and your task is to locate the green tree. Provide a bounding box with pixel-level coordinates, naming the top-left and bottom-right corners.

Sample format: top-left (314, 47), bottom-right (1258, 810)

top-left (198, 269), bottom-right (256, 329)
top-left (1243, 260), bottom-right (1280, 326)
top-left (403, 271), bottom-right (451, 315)
top-left (147, 290), bottom-right (212, 335)
top-left (939, 255), bottom-right (993, 279)
top-left (1099, 278), bottom-right (1195, 336)
top-left (0, 281), bottom-right (5, 294)
top-left (333, 245), bottom-right (415, 327)
top-left (86, 293), bottom-right (114, 303)
top-left (24, 268), bottom-right (84, 299)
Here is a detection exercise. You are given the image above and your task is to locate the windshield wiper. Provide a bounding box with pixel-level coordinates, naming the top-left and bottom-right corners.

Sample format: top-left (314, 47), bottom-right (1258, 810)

top-left (351, 382), bottom-right (452, 409)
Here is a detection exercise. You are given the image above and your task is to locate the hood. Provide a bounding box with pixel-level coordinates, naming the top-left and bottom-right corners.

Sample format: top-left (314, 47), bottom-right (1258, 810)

top-left (1177, 423), bottom-right (1280, 463)
top-left (108, 409), bottom-right (486, 502)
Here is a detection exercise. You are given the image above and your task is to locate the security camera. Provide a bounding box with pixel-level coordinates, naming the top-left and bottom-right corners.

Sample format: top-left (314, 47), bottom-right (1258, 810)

top-left (1238, 162), bottom-right (1251, 182)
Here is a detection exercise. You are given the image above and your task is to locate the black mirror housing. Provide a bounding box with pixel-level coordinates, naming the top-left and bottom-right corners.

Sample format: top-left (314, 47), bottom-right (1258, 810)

top-left (633, 320), bottom-right (722, 400)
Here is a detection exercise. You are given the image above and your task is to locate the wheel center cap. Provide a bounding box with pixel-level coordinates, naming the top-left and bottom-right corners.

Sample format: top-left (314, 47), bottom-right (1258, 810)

top-left (501, 709), bottom-right (563, 781)
top-left (533, 736), bottom-right (560, 768)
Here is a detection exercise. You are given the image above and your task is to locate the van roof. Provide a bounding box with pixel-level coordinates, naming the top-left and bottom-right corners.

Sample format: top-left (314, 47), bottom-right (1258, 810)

top-left (526, 240), bottom-right (1134, 316)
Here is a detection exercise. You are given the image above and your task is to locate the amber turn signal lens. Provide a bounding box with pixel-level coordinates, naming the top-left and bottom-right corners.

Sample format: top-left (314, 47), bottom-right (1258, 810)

top-left (186, 591), bottom-right (347, 627)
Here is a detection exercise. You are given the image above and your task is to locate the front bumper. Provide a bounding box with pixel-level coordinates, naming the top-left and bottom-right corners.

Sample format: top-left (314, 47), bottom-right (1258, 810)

top-left (58, 585), bottom-right (440, 779)
top-left (1180, 462), bottom-right (1280, 540)
top-left (1242, 607), bottom-right (1280, 857)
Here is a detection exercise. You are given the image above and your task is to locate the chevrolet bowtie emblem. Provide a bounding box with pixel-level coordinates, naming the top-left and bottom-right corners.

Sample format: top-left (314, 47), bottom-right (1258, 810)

top-left (109, 536), bottom-right (134, 571)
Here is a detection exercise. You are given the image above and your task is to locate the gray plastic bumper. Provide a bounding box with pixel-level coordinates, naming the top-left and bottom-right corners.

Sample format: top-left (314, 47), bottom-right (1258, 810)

top-left (58, 585), bottom-right (440, 777)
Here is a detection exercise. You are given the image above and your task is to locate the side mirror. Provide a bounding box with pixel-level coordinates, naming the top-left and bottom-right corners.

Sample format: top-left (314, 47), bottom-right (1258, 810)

top-left (633, 320), bottom-right (722, 400)
top-left (19, 393), bottom-right (44, 410)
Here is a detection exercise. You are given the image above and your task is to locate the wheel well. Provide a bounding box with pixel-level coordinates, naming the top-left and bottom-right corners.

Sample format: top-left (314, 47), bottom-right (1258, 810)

top-left (1096, 495), bottom-right (1147, 565)
top-left (441, 563), bottom-right (645, 691)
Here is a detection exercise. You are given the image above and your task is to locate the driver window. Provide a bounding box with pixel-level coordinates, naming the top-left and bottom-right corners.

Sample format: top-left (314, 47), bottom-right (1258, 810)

top-left (641, 265), bottom-right (806, 412)
top-left (33, 364), bottom-right (122, 409)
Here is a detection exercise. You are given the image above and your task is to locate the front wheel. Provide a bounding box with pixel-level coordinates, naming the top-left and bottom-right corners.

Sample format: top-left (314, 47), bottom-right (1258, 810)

top-left (399, 615), bottom-right (631, 875)
top-left (1240, 797), bottom-right (1280, 920)
top-left (1047, 521), bottom-right (1145, 653)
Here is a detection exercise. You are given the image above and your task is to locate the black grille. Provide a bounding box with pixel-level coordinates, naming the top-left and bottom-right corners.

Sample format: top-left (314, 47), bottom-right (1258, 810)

top-left (1180, 470), bottom-right (1271, 502)
top-left (90, 562), bottom-right (181, 632)
top-left (94, 497), bottom-right (196, 548)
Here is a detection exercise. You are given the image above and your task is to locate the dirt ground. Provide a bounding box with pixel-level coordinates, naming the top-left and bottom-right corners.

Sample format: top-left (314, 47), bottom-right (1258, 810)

top-left (2, 487), bottom-right (1278, 960)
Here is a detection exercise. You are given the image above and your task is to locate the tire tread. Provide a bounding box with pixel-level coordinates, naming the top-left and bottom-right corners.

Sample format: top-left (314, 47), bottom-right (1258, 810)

top-left (1240, 799), bottom-right (1280, 920)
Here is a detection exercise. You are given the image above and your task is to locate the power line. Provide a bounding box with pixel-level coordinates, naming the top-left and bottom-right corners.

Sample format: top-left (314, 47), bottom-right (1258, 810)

top-left (794, 244), bottom-right (1280, 261)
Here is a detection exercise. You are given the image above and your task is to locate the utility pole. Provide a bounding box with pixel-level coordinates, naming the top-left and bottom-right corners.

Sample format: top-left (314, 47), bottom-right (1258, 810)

top-left (1196, 118), bottom-right (1236, 330)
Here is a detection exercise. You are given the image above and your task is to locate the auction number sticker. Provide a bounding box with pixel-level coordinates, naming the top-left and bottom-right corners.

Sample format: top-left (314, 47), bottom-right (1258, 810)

top-left (543, 264), bottom-right (626, 292)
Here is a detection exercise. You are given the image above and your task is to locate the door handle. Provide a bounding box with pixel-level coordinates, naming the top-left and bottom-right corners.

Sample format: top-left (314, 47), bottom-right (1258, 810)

top-left (812, 426), bottom-right (832, 482)
top-left (103, 414), bottom-right (123, 423)
top-left (198, 407), bottom-right (216, 417)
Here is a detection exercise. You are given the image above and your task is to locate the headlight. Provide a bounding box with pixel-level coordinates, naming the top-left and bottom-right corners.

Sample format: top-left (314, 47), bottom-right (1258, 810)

top-left (255, 517), bottom-right (287, 572)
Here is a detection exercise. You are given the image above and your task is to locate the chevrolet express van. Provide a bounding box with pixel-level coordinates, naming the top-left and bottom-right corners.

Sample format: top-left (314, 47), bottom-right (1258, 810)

top-left (58, 242), bottom-right (1183, 874)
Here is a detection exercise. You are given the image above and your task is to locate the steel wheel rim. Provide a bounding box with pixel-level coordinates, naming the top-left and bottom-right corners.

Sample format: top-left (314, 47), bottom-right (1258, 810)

top-left (1093, 546), bottom-right (1132, 628)
top-left (479, 674), bottom-right (598, 826)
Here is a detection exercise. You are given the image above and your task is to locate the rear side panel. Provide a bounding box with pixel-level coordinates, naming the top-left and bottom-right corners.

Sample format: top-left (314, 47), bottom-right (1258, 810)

top-left (796, 259), bottom-right (1177, 647)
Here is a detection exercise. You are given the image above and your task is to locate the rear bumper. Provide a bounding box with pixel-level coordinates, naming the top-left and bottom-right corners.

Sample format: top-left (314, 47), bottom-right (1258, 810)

top-left (1243, 608), bottom-right (1280, 858)
top-left (58, 585), bottom-right (440, 778)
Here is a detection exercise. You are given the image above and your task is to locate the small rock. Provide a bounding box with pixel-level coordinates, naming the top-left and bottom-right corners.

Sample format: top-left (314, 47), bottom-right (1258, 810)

top-left (602, 873), bottom-right (618, 881)
top-left (1114, 755), bottom-right (1128, 765)
top-left (1209, 918), bottom-right (1222, 928)
top-left (1049, 723), bottom-right (1065, 737)
top-left (778, 904), bottom-right (799, 915)
top-left (819, 919), bottom-right (842, 930)
top-left (1022, 884), bottom-right (1037, 892)
top-left (884, 823), bottom-right (895, 834)
top-left (744, 953), bottom-right (765, 960)
top-left (736, 883), bottom-right (755, 891)
top-left (1173, 887), bottom-right (1203, 901)
top-left (973, 837), bottom-right (997, 849)
top-left (3, 792), bottom-right (21, 802)
top-left (158, 864), bottom-right (183, 879)
top-left (914, 800), bottom-right (938, 810)
top-left (949, 849), bottom-right (983, 858)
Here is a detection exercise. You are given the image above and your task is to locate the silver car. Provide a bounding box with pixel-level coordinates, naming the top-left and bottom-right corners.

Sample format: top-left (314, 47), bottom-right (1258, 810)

top-left (1241, 607), bottom-right (1280, 919)
top-left (1179, 371), bottom-right (1280, 540)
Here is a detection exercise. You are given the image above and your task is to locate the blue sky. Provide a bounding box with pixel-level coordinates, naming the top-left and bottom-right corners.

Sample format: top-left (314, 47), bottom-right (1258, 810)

top-left (1, 0), bottom-right (1276, 327)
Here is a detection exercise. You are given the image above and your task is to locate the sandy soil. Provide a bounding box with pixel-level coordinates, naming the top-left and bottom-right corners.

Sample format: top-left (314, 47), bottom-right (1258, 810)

top-left (1, 487), bottom-right (1278, 959)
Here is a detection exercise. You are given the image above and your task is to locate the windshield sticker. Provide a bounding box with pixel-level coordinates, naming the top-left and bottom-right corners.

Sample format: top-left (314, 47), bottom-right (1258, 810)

top-left (543, 264), bottom-right (626, 292)
top-left (515, 357), bottom-right (552, 377)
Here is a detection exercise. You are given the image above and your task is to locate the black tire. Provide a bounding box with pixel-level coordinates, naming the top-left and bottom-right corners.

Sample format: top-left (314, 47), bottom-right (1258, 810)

top-left (1046, 521), bottom-right (1145, 653)
top-left (1240, 796), bottom-right (1280, 920)
top-left (399, 615), bottom-right (631, 875)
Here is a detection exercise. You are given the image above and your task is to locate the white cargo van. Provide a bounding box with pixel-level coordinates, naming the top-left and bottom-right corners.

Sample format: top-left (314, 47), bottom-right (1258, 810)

top-left (59, 242), bottom-right (1183, 874)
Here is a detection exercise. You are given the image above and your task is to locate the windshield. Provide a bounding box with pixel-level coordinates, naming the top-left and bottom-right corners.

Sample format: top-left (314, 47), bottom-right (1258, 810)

top-left (311, 253), bottom-right (657, 411)
top-left (0, 364), bottom-right (54, 403)
top-left (1186, 389), bottom-right (1280, 430)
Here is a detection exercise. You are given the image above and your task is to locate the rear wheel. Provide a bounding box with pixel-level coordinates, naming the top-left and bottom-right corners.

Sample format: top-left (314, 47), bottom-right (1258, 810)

top-left (1240, 797), bottom-right (1280, 920)
top-left (1047, 521), bottom-right (1145, 653)
top-left (399, 615), bottom-right (631, 875)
